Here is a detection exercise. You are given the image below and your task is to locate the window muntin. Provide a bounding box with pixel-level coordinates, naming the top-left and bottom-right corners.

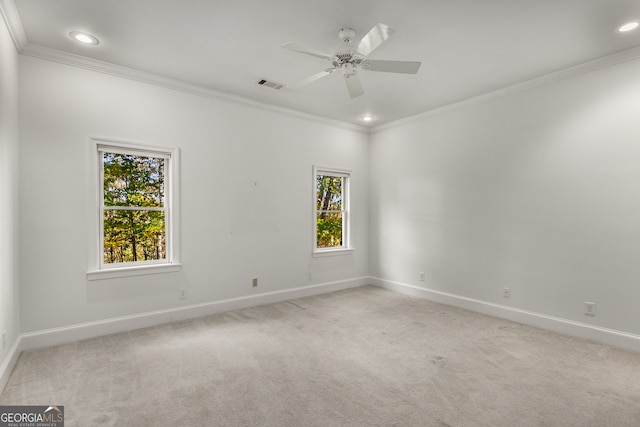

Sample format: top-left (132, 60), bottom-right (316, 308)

top-left (314, 167), bottom-right (350, 252)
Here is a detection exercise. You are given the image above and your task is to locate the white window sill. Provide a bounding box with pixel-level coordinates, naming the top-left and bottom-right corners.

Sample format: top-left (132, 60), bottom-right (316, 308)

top-left (87, 263), bottom-right (182, 281)
top-left (312, 248), bottom-right (354, 257)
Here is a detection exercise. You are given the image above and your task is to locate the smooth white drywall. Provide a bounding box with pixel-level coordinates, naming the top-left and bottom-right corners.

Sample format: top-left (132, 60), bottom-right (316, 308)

top-left (0, 13), bottom-right (19, 367)
top-left (18, 55), bottom-right (369, 333)
top-left (370, 57), bottom-right (640, 336)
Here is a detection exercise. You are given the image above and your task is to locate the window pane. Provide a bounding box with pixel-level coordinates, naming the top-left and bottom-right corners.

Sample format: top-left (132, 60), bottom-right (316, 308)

top-left (317, 212), bottom-right (343, 248)
top-left (316, 175), bottom-right (342, 211)
top-left (103, 209), bottom-right (166, 264)
top-left (103, 152), bottom-right (165, 207)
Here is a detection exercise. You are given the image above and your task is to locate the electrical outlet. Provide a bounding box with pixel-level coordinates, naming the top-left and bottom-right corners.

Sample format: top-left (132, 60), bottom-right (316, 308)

top-left (503, 287), bottom-right (511, 298)
top-left (179, 288), bottom-right (187, 299)
top-left (419, 272), bottom-right (426, 281)
top-left (307, 271), bottom-right (312, 280)
top-left (584, 302), bottom-right (596, 316)
top-left (252, 278), bottom-right (258, 287)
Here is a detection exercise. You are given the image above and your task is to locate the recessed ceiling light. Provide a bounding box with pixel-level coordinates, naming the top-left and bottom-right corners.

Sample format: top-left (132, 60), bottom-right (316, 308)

top-left (616, 21), bottom-right (639, 33)
top-left (69, 31), bottom-right (99, 45)
top-left (361, 115), bottom-right (375, 122)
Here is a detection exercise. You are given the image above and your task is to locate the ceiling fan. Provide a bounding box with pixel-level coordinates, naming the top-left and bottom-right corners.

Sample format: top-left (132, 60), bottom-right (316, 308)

top-left (282, 23), bottom-right (421, 99)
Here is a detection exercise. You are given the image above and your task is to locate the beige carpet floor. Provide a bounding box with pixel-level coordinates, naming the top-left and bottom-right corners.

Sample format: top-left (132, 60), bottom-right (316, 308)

top-left (2, 285), bottom-right (640, 426)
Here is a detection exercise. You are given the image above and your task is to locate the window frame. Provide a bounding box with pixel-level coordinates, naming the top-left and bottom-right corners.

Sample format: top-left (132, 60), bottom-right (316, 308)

top-left (313, 165), bottom-right (353, 256)
top-left (87, 137), bottom-right (181, 280)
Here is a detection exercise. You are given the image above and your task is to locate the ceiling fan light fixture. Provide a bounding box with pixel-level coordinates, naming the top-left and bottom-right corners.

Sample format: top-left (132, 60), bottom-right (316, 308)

top-left (281, 22), bottom-right (421, 99)
top-left (342, 63), bottom-right (356, 76)
top-left (616, 21), bottom-right (639, 33)
top-left (69, 31), bottom-right (99, 45)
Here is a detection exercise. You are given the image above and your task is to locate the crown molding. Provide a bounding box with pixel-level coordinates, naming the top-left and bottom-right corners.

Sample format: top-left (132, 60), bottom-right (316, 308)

top-left (6, 0), bottom-right (640, 136)
top-left (0, 0), bottom-right (365, 133)
top-left (0, 0), bottom-right (26, 49)
top-left (373, 45), bottom-right (640, 133)
top-left (18, 41), bottom-right (367, 134)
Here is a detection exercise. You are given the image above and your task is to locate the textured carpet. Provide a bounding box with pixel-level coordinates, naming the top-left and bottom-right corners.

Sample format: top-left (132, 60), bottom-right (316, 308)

top-left (2, 285), bottom-right (640, 426)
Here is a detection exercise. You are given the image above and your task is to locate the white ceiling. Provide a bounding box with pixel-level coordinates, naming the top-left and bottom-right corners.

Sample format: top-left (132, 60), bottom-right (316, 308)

top-left (8, 0), bottom-right (640, 127)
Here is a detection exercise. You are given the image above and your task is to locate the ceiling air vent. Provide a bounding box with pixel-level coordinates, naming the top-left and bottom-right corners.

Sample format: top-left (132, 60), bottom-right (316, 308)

top-left (257, 79), bottom-right (284, 90)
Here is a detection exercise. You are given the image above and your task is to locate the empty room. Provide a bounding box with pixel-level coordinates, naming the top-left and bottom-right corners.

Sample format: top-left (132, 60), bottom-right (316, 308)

top-left (2, 0), bottom-right (640, 425)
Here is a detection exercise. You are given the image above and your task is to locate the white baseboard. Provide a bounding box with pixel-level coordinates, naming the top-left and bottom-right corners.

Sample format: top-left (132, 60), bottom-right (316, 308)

top-left (1, 277), bottom-right (367, 394)
top-left (370, 277), bottom-right (640, 354)
top-left (0, 336), bottom-right (22, 395)
top-left (18, 277), bottom-right (369, 353)
top-left (6, 274), bottom-right (637, 396)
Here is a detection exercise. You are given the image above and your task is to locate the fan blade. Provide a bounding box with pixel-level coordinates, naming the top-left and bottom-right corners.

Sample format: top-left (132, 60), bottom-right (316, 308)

top-left (343, 73), bottom-right (364, 98)
top-left (288, 68), bottom-right (335, 89)
top-left (361, 59), bottom-right (421, 74)
top-left (355, 23), bottom-right (395, 58)
top-left (281, 42), bottom-right (334, 61)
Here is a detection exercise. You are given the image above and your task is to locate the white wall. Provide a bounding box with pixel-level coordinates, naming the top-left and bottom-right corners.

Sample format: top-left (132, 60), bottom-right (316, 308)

top-left (370, 57), bottom-right (640, 337)
top-left (14, 35), bottom-right (640, 349)
top-left (0, 12), bottom-right (19, 372)
top-left (18, 55), bottom-right (369, 333)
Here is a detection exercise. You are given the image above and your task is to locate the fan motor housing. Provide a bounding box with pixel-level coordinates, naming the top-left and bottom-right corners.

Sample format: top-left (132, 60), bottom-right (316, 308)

top-left (334, 46), bottom-right (362, 67)
top-left (335, 48), bottom-right (353, 62)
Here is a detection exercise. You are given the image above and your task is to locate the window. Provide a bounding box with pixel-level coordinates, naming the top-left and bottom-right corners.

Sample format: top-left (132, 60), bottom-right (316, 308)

top-left (88, 138), bottom-right (180, 279)
top-left (314, 166), bottom-right (352, 254)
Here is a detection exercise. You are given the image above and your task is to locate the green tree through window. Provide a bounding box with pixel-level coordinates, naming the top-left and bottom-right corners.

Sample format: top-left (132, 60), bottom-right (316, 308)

top-left (315, 167), bottom-right (350, 250)
top-left (102, 152), bottom-right (167, 264)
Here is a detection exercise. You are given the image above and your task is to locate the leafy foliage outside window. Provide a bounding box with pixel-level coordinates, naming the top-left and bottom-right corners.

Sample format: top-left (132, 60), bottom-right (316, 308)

top-left (102, 152), bottom-right (166, 264)
top-left (316, 173), bottom-right (345, 248)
